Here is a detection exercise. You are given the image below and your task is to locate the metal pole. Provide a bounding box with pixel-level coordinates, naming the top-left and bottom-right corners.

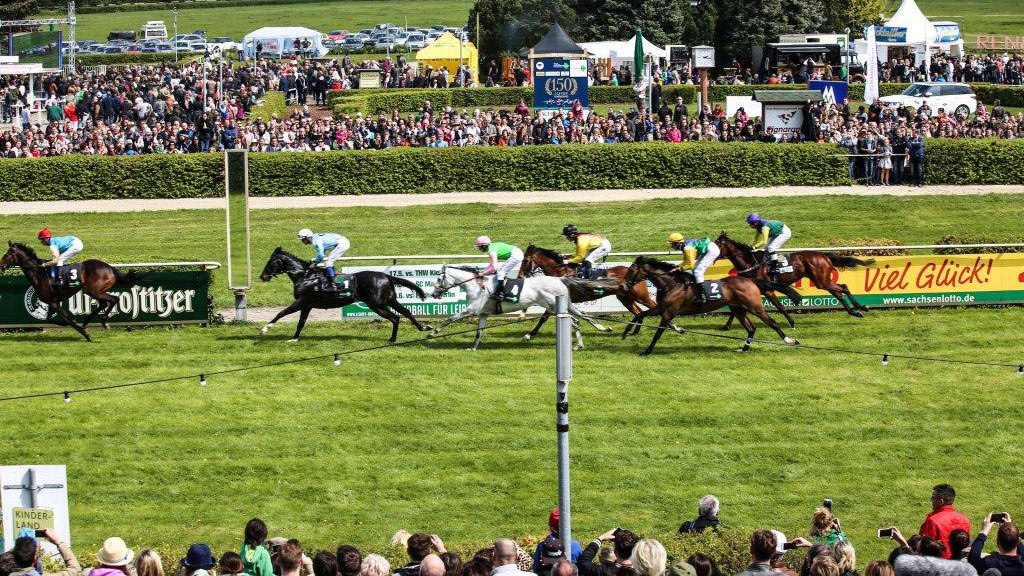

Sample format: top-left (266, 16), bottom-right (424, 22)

top-left (172, 8), bottom-right (178, 62)
top-left (27, 468), bottom-right (37, 507)
top-left (235, 290), bottom-right (247, 322)
top-left (554, 295), bottom-right (572, 553)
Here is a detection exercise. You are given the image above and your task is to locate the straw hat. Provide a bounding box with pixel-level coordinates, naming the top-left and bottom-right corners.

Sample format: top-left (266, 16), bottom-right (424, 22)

top-left (97, 537), bottom-right (135, 566)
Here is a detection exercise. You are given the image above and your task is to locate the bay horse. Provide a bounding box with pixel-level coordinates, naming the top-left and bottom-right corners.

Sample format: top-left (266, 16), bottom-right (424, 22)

top-left (259, 247), bottom-right (433, 342)
top-left (624, 256), bottom-right (802, 356)
top-left (520, 244), bottom-right (681, 338)
top-left (715, 232), bottom-right (875, 329)
top-left (0, 241), bottom-right (146, 341)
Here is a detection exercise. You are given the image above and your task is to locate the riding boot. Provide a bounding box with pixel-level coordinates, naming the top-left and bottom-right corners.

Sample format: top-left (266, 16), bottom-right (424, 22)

top-left (50, 267), bottom-right (61, 287)
top-left (493, 278), bottom-right (505, 301)
top-left (694, 283), bottom-right (706, 305)
top-left (578, 261), bottom-right (592, 279)
top-left (325, 265), bottom-right (338, 289)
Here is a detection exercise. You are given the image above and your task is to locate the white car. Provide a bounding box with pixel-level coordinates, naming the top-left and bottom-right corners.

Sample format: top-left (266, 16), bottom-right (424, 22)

top-left (878, 82), bottom-right (977, 118)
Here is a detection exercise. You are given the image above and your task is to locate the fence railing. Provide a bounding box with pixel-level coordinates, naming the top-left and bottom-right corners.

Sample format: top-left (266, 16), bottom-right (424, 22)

top-left (336, 243), bottom-right (1024, 264)
top-left (111, 261), bottom-right (221, 270)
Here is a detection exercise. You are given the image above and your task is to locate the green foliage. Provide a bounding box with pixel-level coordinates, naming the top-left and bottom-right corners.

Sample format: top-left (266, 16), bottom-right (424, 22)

top-left (468, 0), bottom-right (576, 65)
top-left (76, 51), bottom-right (202, 65)
top-left (922, 139), bottom-right (1024, 185)
top-left (970, 84), bottom-right (1024, 108)
top-left (251, 91), bottom-right (291, 122)
top-left (569, 0), bottom-right (708, 47)
top-left (824, 0), bottom-right (886, 38)
top-left (934, 235), bottom-right (1024, 254)
top-left (73, 0), bottom-right (356, 14)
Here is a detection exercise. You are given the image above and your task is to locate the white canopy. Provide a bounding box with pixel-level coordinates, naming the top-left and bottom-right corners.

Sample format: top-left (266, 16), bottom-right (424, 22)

top-left (242, 26), bottom-right (328, 58)
top-left (578, 35), bottom-right (667, 66)
top-left (884, 0), bottom-right (934, 45)
top-left (854, 0), bottom-right (963, 60)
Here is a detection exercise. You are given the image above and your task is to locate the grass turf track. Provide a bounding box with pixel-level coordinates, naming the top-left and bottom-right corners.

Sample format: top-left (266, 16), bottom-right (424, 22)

top-left (1, 306), bottom-right (1022, 566)
top-left (1, 193), bottom-right (1022, 308)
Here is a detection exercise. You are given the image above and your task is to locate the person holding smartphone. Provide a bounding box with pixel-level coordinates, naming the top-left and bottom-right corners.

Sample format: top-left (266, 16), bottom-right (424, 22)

top-left (967, 514), bottom-right (1024, 576)
top-left (7, 529), bottom-right (80, 576)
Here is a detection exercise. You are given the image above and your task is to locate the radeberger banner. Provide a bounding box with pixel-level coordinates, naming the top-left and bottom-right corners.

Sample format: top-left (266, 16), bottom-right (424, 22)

top-left (0, 271), bottom-right (210, 327)
top-left (339, 253), bottom-right (1024, 319)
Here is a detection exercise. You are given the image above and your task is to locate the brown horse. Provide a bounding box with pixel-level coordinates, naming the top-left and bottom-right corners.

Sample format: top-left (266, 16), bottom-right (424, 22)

top-left (715, 232), bottom-right (875, 329)
top-left (0, 242), bottom-right (145, 341)
top-left (519, 244), bottom-right (681, 338)
top-left (624, 256), bottom-right (801, 356)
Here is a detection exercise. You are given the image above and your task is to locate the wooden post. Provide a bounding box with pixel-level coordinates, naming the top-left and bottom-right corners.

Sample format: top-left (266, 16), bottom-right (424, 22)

top-left (700, 69), bottom-right (709, 112)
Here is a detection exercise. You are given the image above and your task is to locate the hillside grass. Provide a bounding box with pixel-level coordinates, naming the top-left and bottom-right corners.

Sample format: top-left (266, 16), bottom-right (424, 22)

top-left (1, 305), bottom-right (1022, 566)
top-left (914, 0), bottom-right (1024, 46)
top-left (2, 193), bottom-right (1023, 307)
top-left (36, 0), bottom-right (472, 44)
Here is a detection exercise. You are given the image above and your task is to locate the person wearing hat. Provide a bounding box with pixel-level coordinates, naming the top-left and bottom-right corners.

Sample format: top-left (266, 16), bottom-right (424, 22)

top-left (91, 537), bottom-right (135, 576)
top-left (179, 544), bottom-right (215, 576)
top-left (532, 508), bottom-right (582, 574)
top-left (37, 228), bottom-right (84, 286)
top-left (8, 529), bottom-right (80, 576)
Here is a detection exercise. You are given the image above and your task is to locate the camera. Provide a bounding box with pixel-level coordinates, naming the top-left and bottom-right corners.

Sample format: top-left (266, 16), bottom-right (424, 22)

top-left (877, 528), bottom-right (893, 538)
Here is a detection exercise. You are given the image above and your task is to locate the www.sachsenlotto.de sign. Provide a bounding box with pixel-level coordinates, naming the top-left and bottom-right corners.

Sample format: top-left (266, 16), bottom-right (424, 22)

top-left (0, 271), bottom-right (209, 327)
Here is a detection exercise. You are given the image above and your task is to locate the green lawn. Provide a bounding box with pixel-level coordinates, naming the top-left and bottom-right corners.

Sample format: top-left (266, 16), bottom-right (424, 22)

top-left (1, 194), bottom-right (1022, 308)
top-left (915, 0), bottom-right (1024, 46)
top-left (36, 0), bottom-right (472, 44)
top-left (2, 306), bottom-right (1022, 567)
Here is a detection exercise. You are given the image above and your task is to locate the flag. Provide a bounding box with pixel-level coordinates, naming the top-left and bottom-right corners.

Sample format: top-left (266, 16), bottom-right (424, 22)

top-left (634, 29), bottom-right (644, 83)
top-left (864, 25), bottom-right (879, 104)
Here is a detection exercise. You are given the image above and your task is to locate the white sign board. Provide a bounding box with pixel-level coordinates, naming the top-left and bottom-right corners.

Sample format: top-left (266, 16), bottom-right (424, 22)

top-left (1, 466), bottom-right (71, 557)
top-left (763, 104), bottom-right (804, 141)
top-left (725, 96), bottom-right (762, 118)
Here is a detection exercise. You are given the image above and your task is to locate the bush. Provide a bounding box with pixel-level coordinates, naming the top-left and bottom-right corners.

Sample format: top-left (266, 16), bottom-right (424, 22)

top-left (77, 52), bottom-right (202, 65)
top-left (933, 235), bottom-right (1024, 254)
top-left (923, 139), bottom-right (1024, 185)
top-left (0, 142), bottom-right (849, 200)
top-left (76, 0), bottom-right (333, 13)
top-left (826, 237), bottom-right (910, 256)
top-left (251, 91), bottom-right (290, 122)
top-left (969, 84), bottom-right (1024, 108)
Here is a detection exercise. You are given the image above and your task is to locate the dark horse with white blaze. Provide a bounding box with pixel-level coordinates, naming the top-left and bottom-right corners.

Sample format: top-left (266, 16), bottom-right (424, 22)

top-left (715, 232), bottom-right (875, 329)
top-left (624, 256), bottom-right (803, 356)
top-left (259, 248), bottom-right (433, 342)
top-left (0, 241), bottom-right (146, 341)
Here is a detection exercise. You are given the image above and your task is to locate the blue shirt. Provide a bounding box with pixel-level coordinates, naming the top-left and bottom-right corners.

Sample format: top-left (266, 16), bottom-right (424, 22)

top-left (311, 233), bottom-right (342, 262)
top-left (532, 534), bottom-right (583, 573)
top-left (51, 236), bottom-right (77, 252)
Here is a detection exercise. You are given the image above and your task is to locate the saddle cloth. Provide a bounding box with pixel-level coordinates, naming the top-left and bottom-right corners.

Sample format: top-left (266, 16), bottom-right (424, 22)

top-left (499, 278), bottom-right (524, 302)
top-left (57, 263), bottom-right (83, 287)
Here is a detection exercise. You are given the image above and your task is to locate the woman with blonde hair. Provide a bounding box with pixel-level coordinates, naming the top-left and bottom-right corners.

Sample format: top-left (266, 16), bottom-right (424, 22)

top-left (359, 554), bottom-right (390, 576)
top-left (832, 541), bottom-right (857, 576)
top-left (136, 550), bottom-right (164, 576)
top-left (809, 508), bottom-right (848, 546)
top-left (809, 556), bottom-right (840, 576)
top-left (629, 539), bottom-right (666, 576)
top-left (863, 562), bottom-right (893, 576)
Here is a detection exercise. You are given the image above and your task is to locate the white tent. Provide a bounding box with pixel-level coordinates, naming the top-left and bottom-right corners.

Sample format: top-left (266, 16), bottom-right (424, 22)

top-left (853, 0), bottom-right (963, 63)
top-left (578, 35), bottom-right (667, 66)
top-left (242, 26), bottom-right (328, 58)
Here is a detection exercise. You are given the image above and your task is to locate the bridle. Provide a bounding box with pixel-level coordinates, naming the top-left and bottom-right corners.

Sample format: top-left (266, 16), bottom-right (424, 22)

top-left (433, 265), bottom-right (481, 295)
top-left (720, 239), bottom-right (766, 275)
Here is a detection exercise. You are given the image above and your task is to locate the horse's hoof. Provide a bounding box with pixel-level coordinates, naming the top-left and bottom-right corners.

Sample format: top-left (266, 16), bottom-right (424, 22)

top-left (735, 347), bottom-right (748, 353)
top-left (574, 344), bottom-right (584, 351)
top-left (466, 347), bottom-right (477, 351)
top-left (260, 325), bottom-right (271, 334)
top-left (522, 334), bottom-right (532, 341)
top-left (784, 337), bottom-right (799, 346)
top-left (639, 350), bottom-right (652, 357)
top-left (427, 331), bottom-right (438, 338)
top-left (420, 325), bottom-right (433, 331)
top-left (594, 324), bottom-right (611, 333)
top-left (720, 325), bottom-right (731, 331)
top-left (852, 311), bottom-right (864, 318)
top-left (288, 338), bottom-right (299, 343)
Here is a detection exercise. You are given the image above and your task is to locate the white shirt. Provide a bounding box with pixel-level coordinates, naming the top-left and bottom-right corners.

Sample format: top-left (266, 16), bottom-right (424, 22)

top-left (491, 564), bottom-right (536, 576)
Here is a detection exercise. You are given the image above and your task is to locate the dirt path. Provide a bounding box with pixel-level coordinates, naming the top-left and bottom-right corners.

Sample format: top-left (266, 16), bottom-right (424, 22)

top-left (2, 184), bottom-right (1020, 215)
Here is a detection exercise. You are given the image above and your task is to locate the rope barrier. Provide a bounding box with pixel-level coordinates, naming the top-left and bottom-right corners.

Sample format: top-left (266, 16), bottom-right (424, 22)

top-left (0, 316), bottom-right (537, 404)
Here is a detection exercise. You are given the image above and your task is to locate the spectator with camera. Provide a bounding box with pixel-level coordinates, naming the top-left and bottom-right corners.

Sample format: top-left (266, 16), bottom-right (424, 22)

top-left (394, 534), bottom-right (445, 576)
top-left (578, 529), bottom-right (638, 576)
top-left (8, 530), bottom-right (80, 576)
top-left (967, 514), bottom-right (1024, 576)
top-left (920, 484), bottom-right (971, 559)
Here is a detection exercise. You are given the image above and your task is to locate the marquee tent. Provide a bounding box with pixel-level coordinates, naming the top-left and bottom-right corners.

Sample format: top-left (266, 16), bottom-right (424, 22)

top-left (530, 22), bottom-right (585, 57)
top-left (242, 27), bottom-right (329, 58)
top-left (853, 0), bottom-right (963, 63)
top-left (416, 32), bottom-right (479, 85)
top-left (578, 34), bottom-right (666, 67)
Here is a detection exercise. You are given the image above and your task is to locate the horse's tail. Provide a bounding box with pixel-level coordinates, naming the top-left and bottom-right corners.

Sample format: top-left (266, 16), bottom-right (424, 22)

top-left (388, 275), bottom-right (426, 300)
top-left (751, 278), bottom-right (803, 306)
top-left (825, 253), bottom-right (876, 269)
top-left (113, 267), bottom-right (148, 286)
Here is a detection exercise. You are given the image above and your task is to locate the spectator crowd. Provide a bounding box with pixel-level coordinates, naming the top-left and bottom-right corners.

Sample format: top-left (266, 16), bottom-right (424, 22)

top-left (0, 51), bottom-right (1022, 162)
top-left (1, 484), bottom-right (1021, 576)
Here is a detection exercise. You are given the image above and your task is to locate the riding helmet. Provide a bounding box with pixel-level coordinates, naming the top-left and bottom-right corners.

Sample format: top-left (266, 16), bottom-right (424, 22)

top-left (667, 232), bottom-right (684, 244)
top-left (38, 228), bottom-right (52, 240)
top-left (562, 224), bottom-right (578, 238)
top-left (746, 213), bottom-right (761, 225)
top-left (297, 228), bottom-right (313, 239)
top-left (474, 235), bottom-right (491, 247)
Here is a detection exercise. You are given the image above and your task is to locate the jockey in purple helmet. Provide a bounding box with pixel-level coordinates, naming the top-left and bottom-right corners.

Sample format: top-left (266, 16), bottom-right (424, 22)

top-left (746, 213), bottom-right (792, 279)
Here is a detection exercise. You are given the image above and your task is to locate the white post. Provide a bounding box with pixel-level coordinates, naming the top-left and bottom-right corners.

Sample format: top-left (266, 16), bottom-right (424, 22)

top-left (554, 295), bottom-right (572, 552)
top-left (172, 8), bottom-right (178, 62)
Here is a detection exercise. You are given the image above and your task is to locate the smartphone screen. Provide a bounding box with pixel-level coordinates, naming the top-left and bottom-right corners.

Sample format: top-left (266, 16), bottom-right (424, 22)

top-left (878, 528), bottom-right (893, 538)
top-left (34, 529), bottom-right (46, 537)
top-left (823, 499), bottom-right (833, 510)
top-left (992, 513), bottom-right (1008, 523)
top-left (783, 542), bottom-right (797, 550)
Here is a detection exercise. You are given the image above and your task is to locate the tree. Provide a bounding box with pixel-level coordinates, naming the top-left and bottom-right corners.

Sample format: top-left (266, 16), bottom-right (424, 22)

top-left (569, 0), bottom-right (710, 46)
top-left (469, 0), bottom-right (576, 65)
top-left (714, 0), bottom-right (829, 66)
top-left (823, 0), bottom-right (887, 38)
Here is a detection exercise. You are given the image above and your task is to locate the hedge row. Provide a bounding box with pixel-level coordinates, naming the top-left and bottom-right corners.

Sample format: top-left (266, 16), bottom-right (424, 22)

top-left (77, 51), bottom-right (202, 65)
top-left (0, 142), bottom-right (848, 200)
top-left (75, 0), bottom-right (332, 13)
top-left (922, 139), bottom-right (1024, 185)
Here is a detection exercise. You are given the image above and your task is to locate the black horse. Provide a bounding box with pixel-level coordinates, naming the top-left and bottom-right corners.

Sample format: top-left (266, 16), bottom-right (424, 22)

top-left (259, 247), bottom-right (433, 342)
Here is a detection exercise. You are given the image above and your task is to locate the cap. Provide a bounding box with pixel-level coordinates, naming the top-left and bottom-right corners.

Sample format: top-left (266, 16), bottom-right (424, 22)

top-left (540, 535), bottom-right (564, 566)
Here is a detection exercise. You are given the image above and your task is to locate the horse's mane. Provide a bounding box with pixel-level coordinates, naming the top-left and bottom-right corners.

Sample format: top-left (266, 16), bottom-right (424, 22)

top-left (529, 245), bottom-right (565, 262)
top-left (449, 265), bottom-right (479, 273)
top-left (717, 232), bottom-right (752, 252)
top-left (275, 247), bottom-right (310, 265)
top-left (635, 255), bottom-right (675, 272)
top-left (11, 243), bottom-right (42, 261)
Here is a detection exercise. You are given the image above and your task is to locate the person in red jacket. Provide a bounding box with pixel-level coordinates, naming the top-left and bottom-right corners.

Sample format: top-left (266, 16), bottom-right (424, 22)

top-left (920, 484), bottom-right (971, 559)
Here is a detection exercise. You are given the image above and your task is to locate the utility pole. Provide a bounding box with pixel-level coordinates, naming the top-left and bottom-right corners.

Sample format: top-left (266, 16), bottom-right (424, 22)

top-left (66, 0), bottom-right (76, 70)
top-left (554, 295), bottom-right (573, 553)
top-left (172, 7), bottom-right (178, 62)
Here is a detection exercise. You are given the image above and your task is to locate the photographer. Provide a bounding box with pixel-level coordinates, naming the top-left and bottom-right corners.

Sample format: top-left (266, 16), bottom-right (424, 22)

top-left (578, 529), bottom-right (638, 576)
top-left (808, 507), bottom-right (849, 547)
top-left (9, 530), bottom-right (80, 576)
top-left (968, 515), bottom-right (1024, 576)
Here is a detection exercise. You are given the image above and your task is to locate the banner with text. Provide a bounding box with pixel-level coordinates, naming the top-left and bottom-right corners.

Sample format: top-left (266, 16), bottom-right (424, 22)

top-left (533, 58), bottom-right (589, 110)
top-left (0, 271), bottom-right (210, 327)
top-left (808, 80), bottom-right (849, 106)
top-left (339, 253), bottom-right (1024, 319)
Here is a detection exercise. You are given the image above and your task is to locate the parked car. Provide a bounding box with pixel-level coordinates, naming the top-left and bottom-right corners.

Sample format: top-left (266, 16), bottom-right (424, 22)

top-left (340, 37), bottom-right (365, 51)
top-left (207, 37), bottom-right (240, 51)
top-left (156, 42), bottom-right (173, 52)
top-left (327, 29), bottom-right (347, 41)
top-left (375, 35), bottom-right (400, 50)
top-left (878, 82), bottom-right (977, 118)
top-left (405, 33), bottom-right (427, 50)
top-left (107, 30), bottom-right (137, 42)
top-left (102, 45), bottom-right (128, 53)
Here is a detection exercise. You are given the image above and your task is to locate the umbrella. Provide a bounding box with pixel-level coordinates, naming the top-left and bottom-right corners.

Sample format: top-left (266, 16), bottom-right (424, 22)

top-left (633, 28), bottom-right (644, 79)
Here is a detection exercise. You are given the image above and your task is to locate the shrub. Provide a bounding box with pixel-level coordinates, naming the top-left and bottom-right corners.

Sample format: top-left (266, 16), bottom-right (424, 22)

top-left (923, 139), bottom-right (1024, 185)
top-left (970, 84), bottom-right (1024, 108)
top-left (933, 235), bottom-right (1024, 254)
top-left (0, 142), bottom-right (849, 200)
top-left (826, 238), bottom-right (910, 256)
top-left (76, 52), bottom-right (203, 66)
top-left (251, 91), bottom-right (290, 122)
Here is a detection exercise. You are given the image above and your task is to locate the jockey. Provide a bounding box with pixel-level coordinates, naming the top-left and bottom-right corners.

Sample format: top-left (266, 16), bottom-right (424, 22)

top-left (298, 228), bottom-right (350, 283)
top-left (747, 213), bottom-right (792, 278)
top-left (475, 236), bottom-right (524, 300)
top-left (38, 228), bottom-right (83, 285)
top-left (668, 233), bottom-right (721, 304)
top-left (562, 224), bottom-right (611, 279)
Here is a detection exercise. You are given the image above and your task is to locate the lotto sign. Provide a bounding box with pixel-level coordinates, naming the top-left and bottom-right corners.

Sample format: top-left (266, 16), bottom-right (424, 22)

top-left (0, 271), bottom-right (209, 327)
top-left (533, 57), bottom-right (589, 110)
top-left (808, 80), bottom-right (849, 106)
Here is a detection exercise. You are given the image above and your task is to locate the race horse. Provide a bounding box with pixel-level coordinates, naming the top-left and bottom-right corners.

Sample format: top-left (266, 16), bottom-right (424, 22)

top-left (624, 256), bottom-right (802, 356)
top-left (519, 245), bottom-right (682, 338)
top-left (427, 265), bottom-right (612, 351)
top-left (715, 232), bottom-right (875, 329)
top-left (259, 247), bottom-right (433, 342)
top-left (0, 241), bottom-right (145, 341)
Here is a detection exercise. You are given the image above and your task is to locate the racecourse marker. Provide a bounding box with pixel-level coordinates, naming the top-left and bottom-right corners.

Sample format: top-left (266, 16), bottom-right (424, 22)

top-left (224, 149), bottom-right (252, 321)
